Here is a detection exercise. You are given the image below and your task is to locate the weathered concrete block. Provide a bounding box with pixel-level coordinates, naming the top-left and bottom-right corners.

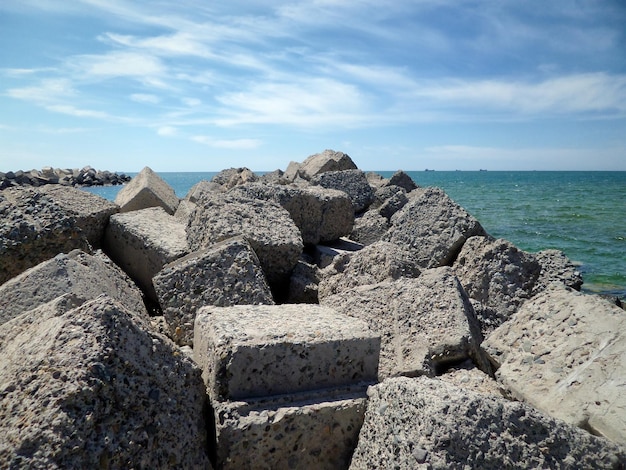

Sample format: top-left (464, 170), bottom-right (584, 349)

top-left (350, 210), bottom-right (389, 246)
top-left (384, 170), bottom-right (418, 192)
top-left (187, 191), bottom-right (303, 285)
top-left (114, 166), bottom-right (179, 214)
top-left (153, 237), bottom-right (274, 346)
top-left (213, 387), bottom-right (367, 470)
top-left (0, 249), bottom-right (146, 325)
top-left (483, 285), bottom-right (626, 446)
top-left (310, 169), bottom-right (375, 213)
top-left (103, 207), bottom-right (189, 302)
top-left (314, 238), bottom-right (363, 269)
top-left (318, 241), bottom-right (421, 300)
top-left (321, 268), bottom-right (488, 378)
top-left (194, 304), bottom-right (380, 401)
top-left (287, 257), bottom-right (321, 304)
top-left (211, 167), bottom-right (258, 189)
top-left (349, 377), bottom-right (625, 469)
top-left (40, 185), bottom-right (118, 248)
top-left (0, 294), bottom-right (211, 469)
top-left (454, 236), bottom-right (541, 334)
top-left (298, 149), bottom-right (357, 180)
top-left (534, 248), bottom-right (583, 292)
top-left (0, 187), bottom-right (90, 285)
top-left (384, 187), bottom-right (487, 268)
top-left (229, 183), bottom-right (354, 245)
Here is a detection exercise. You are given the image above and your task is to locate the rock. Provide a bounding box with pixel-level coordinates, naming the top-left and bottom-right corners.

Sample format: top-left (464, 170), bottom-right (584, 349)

top-left (152, 237), bottom-right (274, 346)
top-left (39, 185), bottom-right (119, 248)
top-left (229, 183), bottom-right (354, 245)
top-left (365, 171), bottom-right (386, 189)
top-left (438, 360), bottom-right (506, 397)
top-left (314, 238), bottom-right (364, 269)
top-left (114, 166), bottom-right (179, 214)
top-left (186, 191), bottom-right (303, 286)
top-left (212, 388), bottom-right (367, 470)
top-left (321, 268), bottom-right (488, 378)
top-left (287, 257), bottom-right (321, 304)
top-left (383, 187), bottom-right (488, 268)
top-left (384, 170), bottom-right (418, 192)
top-left (534, 248), bottom-right (583, 292)
top-left (103, 207), bottom-right (189, 303)
top-left (174, 179), bottom-right (223, 223)
top-left (349, 376), bottom-right (625, 469)
top-left (318, 241), bottom-right (421, 300)
top-left (350, 211), bottom-right (389, 246)
top-left (453, 237), bottom-right (541, 335)
top-left (298, 149), bottom-right (358, 180)
top-left (371, 185), bottom-right (409, 221)
top-left (483, 285), bottom-right (626, 446)
top-left (282, 161), bottom-right (302, 182)
top-left (0, 294), bottom-right (211, 469)
top-left (211, 167), bottom-right (258, 189)
top-left (0, 249), bottom-right (146, 325)
top-left (0, 187), bottom-right (90, 285)
top-left (310, 169), bottom-right (375, 213)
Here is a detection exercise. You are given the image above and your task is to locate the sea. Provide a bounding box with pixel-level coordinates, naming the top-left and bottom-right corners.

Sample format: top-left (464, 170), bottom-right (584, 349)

top-left (82, 170), bottom-right (626, 299)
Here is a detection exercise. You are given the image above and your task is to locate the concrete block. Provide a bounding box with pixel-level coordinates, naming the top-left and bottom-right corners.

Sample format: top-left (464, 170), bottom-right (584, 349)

top-left (114, 166), bottom-right (179, 214)
top-left (194, 304), bottom-right (380, 401)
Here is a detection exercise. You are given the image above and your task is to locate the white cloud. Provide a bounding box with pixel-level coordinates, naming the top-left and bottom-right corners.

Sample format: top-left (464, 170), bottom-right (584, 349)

top-left (71, 51), bottom-right (165, 79)
top-left (157, 126), bottom-right (178, 136)
top-left (192, 135), bottom-right (262, 149)
top-left (182, 97), bottom-right (201, 106)
top-left (130, 93), bottom-right (160, 104)
top-left (6, 79), bottom-right (74, 103)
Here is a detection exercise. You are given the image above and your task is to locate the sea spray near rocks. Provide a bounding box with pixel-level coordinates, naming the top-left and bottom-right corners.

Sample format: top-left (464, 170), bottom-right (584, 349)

top-left (1, 149), bottom-right (624, 468)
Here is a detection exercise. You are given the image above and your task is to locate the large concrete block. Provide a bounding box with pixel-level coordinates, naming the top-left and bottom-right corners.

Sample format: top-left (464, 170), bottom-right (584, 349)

top-left (0, 249), bottom-right (146, 325)
top-left (483, 285), bottom-right (626, 446)
top-left (194, 304), bottom-right (380, 401)
top-left (349, 377), bottom-right (625, 469)
top-left (310, 169), bottom-right (375, 213)
top-left (213, 387), bottom-right (367, 470)
top-left (298, 149), bottom-right (357, 180)
top-left (229, 183), bottom-right (354, 245)
top-left (321, 268), bottom-right (488, 378)
top-left (153, 237), bottom-right (274, 346)
top-left (103, 207), bottom-right (189, 302)
top-left (114, 166), bottom-right (179, 214)
top-left (0, 294), bottom-right (211, 469)
top-left (383, 187), bottom-right (487, 268)
top-left (187, 191), bottom-right (302, 285)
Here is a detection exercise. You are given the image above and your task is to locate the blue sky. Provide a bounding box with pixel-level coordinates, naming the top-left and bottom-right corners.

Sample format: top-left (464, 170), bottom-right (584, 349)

top-left (1, 1), bottom-right (625, 172)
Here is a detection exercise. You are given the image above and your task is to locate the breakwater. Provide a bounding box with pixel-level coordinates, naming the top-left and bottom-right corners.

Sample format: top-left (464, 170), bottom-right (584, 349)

top-left (0, 166), bottom-right (130, 189)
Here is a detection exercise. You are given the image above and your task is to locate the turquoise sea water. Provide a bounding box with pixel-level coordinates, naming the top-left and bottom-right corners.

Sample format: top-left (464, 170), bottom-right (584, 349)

top-left (83, 171), bottom-right (626, 299)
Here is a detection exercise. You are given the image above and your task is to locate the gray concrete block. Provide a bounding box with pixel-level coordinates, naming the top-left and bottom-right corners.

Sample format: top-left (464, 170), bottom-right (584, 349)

top-left (114, 166), bottom-right (179, 214)
top-left (194, 304), bottom-right (380, 401)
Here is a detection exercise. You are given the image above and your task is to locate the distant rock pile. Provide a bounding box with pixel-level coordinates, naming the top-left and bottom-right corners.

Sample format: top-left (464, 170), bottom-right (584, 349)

top-left (1, 149), bottom-right (625, 468)
top-left (0, 165), bottom-right (130, 189)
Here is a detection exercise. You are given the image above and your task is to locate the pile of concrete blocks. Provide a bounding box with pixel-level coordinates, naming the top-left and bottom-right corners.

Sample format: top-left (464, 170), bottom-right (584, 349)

top-left (193, 304), bottom-right (380, 469)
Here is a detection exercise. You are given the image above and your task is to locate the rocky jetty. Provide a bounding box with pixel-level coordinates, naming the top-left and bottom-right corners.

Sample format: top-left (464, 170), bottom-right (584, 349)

top-left (0, 166), bottom-right (130, 189)
top-left (1, 149), bottom-right (624, 469)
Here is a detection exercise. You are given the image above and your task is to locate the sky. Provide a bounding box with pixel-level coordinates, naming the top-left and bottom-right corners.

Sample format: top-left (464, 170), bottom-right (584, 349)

top-left (1, 1), bottom-right (625, 172)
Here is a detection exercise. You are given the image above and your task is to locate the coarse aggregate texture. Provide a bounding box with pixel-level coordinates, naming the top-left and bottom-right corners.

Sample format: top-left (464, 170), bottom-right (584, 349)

top-left (115, 166), bottom-right (180, 215)
top-left (349, 376), bottom-right (626, 470)
top-left (321, 267), bottom-right (488, 379)
top-left (103, 206), bottom-right (189, 302)
top-left (350, 211), bottom-right (389, 246)
top-left (0, 249), bottom-right (146, 325)
top-left (0, 294), bottom-right (211, 469)
top-left (153, 236), bottom-right (274, 346)
top-left (385, 170), bottom-right (418, 192)
top-left (211, 167), bottom-right (258, 189)
top-left (310, 169), bottom-right (375, 213)
top-left (0, 187), bottom-right (89, 285)
top-left (533, 248), bottom-right (584, 292)
top-left (483, 284), bottom-right (626, 446)
top-left (383, 186), bottom-right (488, 268)
top-left (187, 191), bottom-right (303, 284)
top-left (194, 304), bottom-right (380, 401)
top-left (298, 149), bottom-right (357, 180)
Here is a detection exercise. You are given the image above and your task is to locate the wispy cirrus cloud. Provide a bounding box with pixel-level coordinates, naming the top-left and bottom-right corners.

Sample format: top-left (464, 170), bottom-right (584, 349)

top-left (191, 135), bottom-right (262, 149)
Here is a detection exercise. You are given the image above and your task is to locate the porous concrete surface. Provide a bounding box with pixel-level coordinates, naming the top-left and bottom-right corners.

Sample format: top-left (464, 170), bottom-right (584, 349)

top-left (187, 191), bottom-right (303, 284)
top-left (438, 360), bottom-right (506, 397)
top-left (298, 149), bottom-right (357, 180)
top-left (318, 241), bottom-right (421, 300)
top-left (0, 294), bottom-right (211, 469)
top-left (40, 185), bottom-right (119, 248)
top-left (384, 170), bottom-right (418, 192)
top-left (114, 166), bottom-right (180, 214)
top-left (454, 236), bottom-right (541, 334)
top-left (287, 257), bottom-right (321, 304)
top-left (310, 169), bottom-right (375, 213)
top-left (211, 167), bottom-right (258, 189)
top-left (350, 210), bottom-right (389, 246)
top-left (383, 187), bottom-right (487, 268)
top-left (0, 187), bottom-right (90, 285)
top-left (153, 237), bottom-right (274, 346)
top-left (349, 376), bottom-right (625, 469)
top-left (376, 187), bottom-right (409, 221)
top-left (534, 248), bottom-right (583, 292)
top-left (314, 238), bottom-right (363, 269)
top-left (229, 183), bottom-right (355, 245)
top-left (194, 304), bottom-right (380, 401)
top-left (483, 285), bottom-right (626, 446)
top-left (213, 387), bottom-right (367, 470)
top-left (0, 249), bottom-right (146, 325)
top-left (321, 267), bottom-right (488, 378)
top-left (103, 206), bottom-right (189, 302)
